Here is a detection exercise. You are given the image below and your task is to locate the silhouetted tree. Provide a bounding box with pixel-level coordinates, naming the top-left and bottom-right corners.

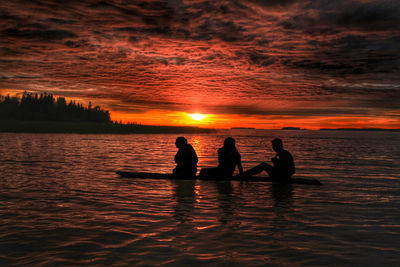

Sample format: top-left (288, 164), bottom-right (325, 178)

top-left (0, 91), bottom-right (111, 123)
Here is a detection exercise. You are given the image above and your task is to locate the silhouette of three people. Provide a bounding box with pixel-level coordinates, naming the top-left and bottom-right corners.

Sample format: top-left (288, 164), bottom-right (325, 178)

top-left (173, 136), bottom-right (295, 180)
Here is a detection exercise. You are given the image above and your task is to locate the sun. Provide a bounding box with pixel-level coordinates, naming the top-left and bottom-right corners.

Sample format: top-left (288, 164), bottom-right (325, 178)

top-left (189, 113), bottom-right (206, 121)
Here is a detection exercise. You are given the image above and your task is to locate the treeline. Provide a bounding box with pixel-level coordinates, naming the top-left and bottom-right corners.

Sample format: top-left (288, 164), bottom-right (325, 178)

top-left (0, 91), bottom-right (111, 122)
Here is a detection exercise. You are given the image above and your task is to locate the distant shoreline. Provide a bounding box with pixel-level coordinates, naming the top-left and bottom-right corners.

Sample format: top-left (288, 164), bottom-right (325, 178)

top-left (1, 120), bottom-right (398, 134)
top-left (0, 120), bottom-right (216, 134)
top-left (319, 128), bottom-right (400, 132)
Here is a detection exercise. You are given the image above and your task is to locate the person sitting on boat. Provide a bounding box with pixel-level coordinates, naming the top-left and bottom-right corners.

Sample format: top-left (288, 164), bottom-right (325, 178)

top-left (173, 136), bottom-right (198, 178)
top-left (241, 138), bottom-right (295, 180)
top-left (200, 137), bottom-right (243, 178)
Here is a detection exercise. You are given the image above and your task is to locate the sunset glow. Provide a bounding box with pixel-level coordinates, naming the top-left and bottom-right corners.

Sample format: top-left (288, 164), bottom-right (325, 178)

top-left (0, 1), bottom-right (399, 129)
top-left (189, 113), bottom-right (206, 121)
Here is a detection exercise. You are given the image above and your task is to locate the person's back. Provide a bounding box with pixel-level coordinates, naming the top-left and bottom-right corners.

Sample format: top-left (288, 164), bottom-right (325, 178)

top-left (217, 145), bottom-right (241, 177)
top-left (272, 147), bottom-right (295, 179)
top-left (173, 137), bottom-right (198, 178)
top-left (200, 137), bottom-right (243, 178)
top-left (175, 144), bottom-right (197, 169)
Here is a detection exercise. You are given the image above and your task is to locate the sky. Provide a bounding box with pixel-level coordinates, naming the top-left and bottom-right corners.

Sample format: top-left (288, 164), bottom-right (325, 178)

top-left (1, 0), bottom-right (399, 129)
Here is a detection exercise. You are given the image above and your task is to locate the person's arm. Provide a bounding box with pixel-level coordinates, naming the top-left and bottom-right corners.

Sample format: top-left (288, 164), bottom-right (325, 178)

top-left (237, 160), bottom-right (243, 174)
top-left (271, 153), bottom-right (279, 167)
top-left (217, 148), bottom-right (223, 165)
top-left (237, 152), bottom-right (243, 174)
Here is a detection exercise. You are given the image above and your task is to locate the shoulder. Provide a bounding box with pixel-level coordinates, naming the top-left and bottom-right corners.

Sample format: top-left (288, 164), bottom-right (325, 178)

top-left (234, 148), bottom-right (241, 156)
top-left (186, 144), bottom-right (196, 152)
top-left (231, 148), bottom-right (241, 159)
top-left (282, 149), bottom-right (293, 158)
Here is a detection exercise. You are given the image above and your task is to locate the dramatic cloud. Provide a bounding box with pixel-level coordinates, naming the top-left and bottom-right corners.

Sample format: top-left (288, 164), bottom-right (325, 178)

top-left (0, 0), bottom-right (399, 128)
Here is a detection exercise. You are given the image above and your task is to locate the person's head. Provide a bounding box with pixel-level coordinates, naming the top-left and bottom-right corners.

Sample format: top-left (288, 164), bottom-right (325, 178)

top-left (271, 138), bottom-right (283, 152)
top-left (175, 136), bottom-right (188, 149)
top-left (223, 137), bottom-right (236, 149)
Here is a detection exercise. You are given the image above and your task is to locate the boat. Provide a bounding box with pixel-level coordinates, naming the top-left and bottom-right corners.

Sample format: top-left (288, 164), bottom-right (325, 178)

top-left (116, 171), bottom-right (322, 185)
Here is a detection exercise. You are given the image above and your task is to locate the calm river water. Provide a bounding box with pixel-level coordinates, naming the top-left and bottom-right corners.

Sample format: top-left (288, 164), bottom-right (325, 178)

top-left (1, 130), bottom-right (400, 266)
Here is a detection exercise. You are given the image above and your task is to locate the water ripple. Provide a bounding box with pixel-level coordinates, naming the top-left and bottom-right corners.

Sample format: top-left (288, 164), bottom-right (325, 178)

top-left (1, 132), bottom-right (400, 265)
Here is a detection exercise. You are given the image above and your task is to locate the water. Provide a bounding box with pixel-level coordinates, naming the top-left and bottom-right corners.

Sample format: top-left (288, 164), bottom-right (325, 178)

top-left (1, 131), bottom-right (399, 266)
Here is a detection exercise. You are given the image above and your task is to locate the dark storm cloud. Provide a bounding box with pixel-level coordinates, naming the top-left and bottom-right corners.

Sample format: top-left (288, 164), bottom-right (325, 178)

top-left (109, 1), bottom-right (249, 43)
top-left (334, 1), bottom-right (400, 31)
top-left (46, 18), bottom-right (77, 25)
top-left (193, 19), bottom-right (247, 42)
top-left (2, 28), bottom-right (77, 41)
top-left (249, 0), bottom-right (303, 8)
top-left (322, 85), bottom-right (400, 110)
top-left (113, 26), bottom-right (172, 35)
top-left (276, 0), bottom-right (400, 32)
top-left (287, 33), bottom-right (400, 75)
top-left (247, 50), bottom-right (274, 66)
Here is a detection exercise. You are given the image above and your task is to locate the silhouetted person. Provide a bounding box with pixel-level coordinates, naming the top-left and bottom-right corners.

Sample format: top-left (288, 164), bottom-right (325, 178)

top-left (173, 137), bottom-right (198, 178)
top-left (241, 138), bottom-right (295, 180)
top-left (200, 137), bottom-right (243, 178)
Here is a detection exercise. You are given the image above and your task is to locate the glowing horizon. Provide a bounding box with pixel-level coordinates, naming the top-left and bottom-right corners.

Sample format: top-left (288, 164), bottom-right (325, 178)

top-left (189, 113), bottom-right (206, 121)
